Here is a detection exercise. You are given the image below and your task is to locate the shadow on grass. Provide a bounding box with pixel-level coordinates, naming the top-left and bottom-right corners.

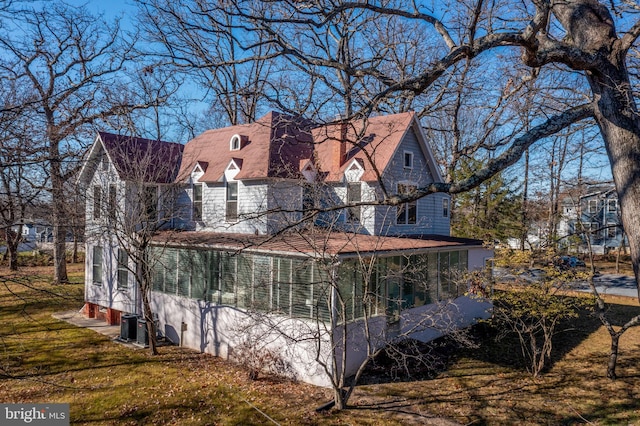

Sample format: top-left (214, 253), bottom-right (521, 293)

top-left (359, 299), bottom-right (637, 386)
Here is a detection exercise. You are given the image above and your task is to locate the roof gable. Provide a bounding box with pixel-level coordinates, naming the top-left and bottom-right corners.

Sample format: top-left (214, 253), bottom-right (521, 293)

top-left (97, 132), bottom-right (184, 184)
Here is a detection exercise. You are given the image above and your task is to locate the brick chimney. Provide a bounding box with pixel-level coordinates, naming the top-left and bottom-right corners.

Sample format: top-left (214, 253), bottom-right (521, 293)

top-left (332, 120), bottom-right (347, 168)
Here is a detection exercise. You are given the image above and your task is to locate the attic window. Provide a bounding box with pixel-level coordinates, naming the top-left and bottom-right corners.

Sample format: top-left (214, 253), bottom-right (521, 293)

top-left (228, 162), bottom-right (238, 171)
top-left (348, 163), bottom-right (360, 171)
top-left (404, 151), bottom-right (413, 169)
top-left (230, 134), bottom-right (242, 151)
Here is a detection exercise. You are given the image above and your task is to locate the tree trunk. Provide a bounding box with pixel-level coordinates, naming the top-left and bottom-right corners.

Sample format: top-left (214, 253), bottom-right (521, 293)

top-left (4, 228), bottom-right (19, 271)
top-left (50, 146), bottom-right (68, 284)
top-left (607, 332), bottom-right (620, 379)
top-left (551, 0), bottom-right (640, 298)
top-left (588, 67), bottom-right (640, 300)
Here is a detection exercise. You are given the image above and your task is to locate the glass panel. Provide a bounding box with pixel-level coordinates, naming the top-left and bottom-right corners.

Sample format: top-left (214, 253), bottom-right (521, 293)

top-left (117, 248), bottom-right (128, 289)
top-left (177, 250), bottom-right (192, 297)
top-left (439, 252), bottom-right (454, 299)
top-left (144, 186), bottom-right (158, 221)
top-left (236, 254), bottom-right (252, 308)
top-left (428, 252), bottom-right (439, 301)
top-left (346, 183), bottom-right (361, 223)
top-left (253, 256), bottom-right (271, 311)
top-left (193, 184), bottom-right (202, 221)
top-left (207, 251), bottom-right (220, 302)
top-left (220, 253), bottom-right (236, 305)
top-left (407, 200), bottom-right (417, 224)
top-left (93, 187), bottom-right (101, 219)
top-left (337, 261), bottom-right (355, 322)
top-left (226, 182), bottom-right (238, 222)
top-left (92, 246), bottom-right (102, 284)
top-left (109, 185), bottom-right (117, 220)
top-left (191, 250), bottom-right (207, 300)
top-left (151, 247), bottom-right (165, 292)
top-left (314, 263), bottom-right (331, 323)
top-left (164, 248), bottom-right (178, 294)
top-left (386, 256), bottom-right (402, 321)
top-left (291, 259), bottom-right (312, 318)
top-left (276, 258), bottom-right (291, 315)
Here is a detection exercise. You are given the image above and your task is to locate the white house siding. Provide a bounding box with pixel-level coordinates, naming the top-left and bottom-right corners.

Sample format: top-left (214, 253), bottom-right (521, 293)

top-left (267, 180), bottom-right (304, 234)
top-left (151, 291), bottom-right (333, 387)
top-left (374, 128), bottom-right (451, 237)
top-left (84, 238), bottom-right (137, 316)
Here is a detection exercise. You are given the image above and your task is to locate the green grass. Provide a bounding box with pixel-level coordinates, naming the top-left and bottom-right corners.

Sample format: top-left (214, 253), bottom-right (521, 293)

top-left (1, 264), bottom-right (640, 425)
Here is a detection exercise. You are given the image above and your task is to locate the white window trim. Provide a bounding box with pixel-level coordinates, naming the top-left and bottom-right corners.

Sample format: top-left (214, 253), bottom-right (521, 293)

top-left (403, 151), bottom-right (414, 169)
top-left (230, 134), bottom-right (242, 151)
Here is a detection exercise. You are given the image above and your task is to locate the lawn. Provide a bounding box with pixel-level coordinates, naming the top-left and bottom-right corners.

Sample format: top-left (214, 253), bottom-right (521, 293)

top-left (0, 264), bottom-right (639, 425)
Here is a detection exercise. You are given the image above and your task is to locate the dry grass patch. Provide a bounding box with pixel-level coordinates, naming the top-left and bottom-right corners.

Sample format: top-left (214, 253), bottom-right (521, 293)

top-left (1, 264), bottom-right (640, 425)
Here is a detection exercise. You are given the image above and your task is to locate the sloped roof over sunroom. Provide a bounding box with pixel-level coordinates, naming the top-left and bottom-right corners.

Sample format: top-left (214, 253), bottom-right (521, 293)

top-left (152, 230), bottom-right (485, 260)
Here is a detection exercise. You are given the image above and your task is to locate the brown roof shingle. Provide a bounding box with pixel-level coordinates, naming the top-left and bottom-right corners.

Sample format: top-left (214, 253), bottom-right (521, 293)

top-left (99, 132), bottom-right (184, 184)
top-left (152, 229), bottom-right (484, 258)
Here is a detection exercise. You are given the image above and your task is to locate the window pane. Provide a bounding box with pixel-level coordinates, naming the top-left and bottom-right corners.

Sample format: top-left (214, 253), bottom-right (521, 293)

top-left (193, 184), bottom-right (202, 221)
top-left (117, 248), bottom-right (128, 289)
top-left (237, 254), bottom-right (252, 308)
top-left (220, 254), bottom-right (236, 305)
top-left (346, 183), bottom-right (361, 223)
top-left (191, 250), bottom-right (207, 300)
top-left (164, 248), bottom-right (178, 294)
top-left (92, 246), bottom-right (102, 284)
top-left (408, 201), bottom-right (417, 224)
top-left (151, 247), bottom-right (165, 292)
top-left (226, 182), bottom-right (238, 222)
top-left (145, 186), bottom-right (158, 221)
top-left (177, 250), bottom-right (192, 297)
top-left (93, 187), bottom-right (101, 219)
top-left (291, 260), bottom-right (312, 318)
top-left (253, 256), bottom-right (271, 311)
top-left (276, 258), bottom-right (291, 315)
top-left (109, 185), bottom-right (117, 220)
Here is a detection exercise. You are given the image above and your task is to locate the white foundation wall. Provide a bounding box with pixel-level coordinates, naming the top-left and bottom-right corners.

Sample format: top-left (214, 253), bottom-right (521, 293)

top-left (151, 291), bottom-right (334, 387)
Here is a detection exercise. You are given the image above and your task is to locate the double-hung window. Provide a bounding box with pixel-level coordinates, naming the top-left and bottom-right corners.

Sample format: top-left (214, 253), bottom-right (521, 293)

top-left (92, 246), bottom-right (103, 285)
top-left (93, 186), bottom-right (102, 219)
top-left (108, 185), bottom-right (117, 220)
top-left (192, 183), bottom-right (203, 221)
top-left (396, 184), bottom-right (417, 225)
top-left (226, 181), bottom-right (238, 222)
top-left (346, 182), bottom-right (361, 223)
top-left (144, 186), bottom-right (158, 222)
top-left (117, 248), bottom-right (128, 289)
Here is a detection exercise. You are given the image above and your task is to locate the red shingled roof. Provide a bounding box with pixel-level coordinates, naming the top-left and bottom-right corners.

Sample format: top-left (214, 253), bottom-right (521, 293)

top-left (179, 112), bottom-right (314, 182)
top-left (313, 112), bottom-right (415, 182)
top-left (179, 111), bottom-right (417, 184)
top-left (99, 132), bottom-right (184, 184)
top-left (152, 229), bottom-right (483, 258)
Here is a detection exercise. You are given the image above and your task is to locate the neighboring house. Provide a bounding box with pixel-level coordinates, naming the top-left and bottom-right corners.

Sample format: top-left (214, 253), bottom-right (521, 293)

top-left (78, 112), bottom-right (493, 387)
top-left (11, 221), bottom-right (52, 243)
top-left (559, 184), bottom-right (626, 254)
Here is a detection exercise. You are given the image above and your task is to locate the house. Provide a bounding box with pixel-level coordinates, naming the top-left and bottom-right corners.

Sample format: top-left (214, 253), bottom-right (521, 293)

top-left (559, 183), bottom-right (626, 254)
top-left (78, 112), bottom-right (493, 387)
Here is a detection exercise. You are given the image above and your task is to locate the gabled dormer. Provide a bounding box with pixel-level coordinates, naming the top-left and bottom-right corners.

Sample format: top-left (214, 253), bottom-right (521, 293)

top-left (225, 158), bottom-right (242, 181)
top-left (300, 159), bottom-right (317, 182)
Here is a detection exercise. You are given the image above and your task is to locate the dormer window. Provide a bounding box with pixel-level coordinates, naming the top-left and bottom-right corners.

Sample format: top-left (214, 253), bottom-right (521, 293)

top-left (404, 151), bottom-right (413, 169)
top-left (230, 134), bottom-right (242, 151)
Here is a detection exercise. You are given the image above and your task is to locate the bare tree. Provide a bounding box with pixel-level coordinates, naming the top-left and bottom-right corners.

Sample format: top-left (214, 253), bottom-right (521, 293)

top-left (0, 3), bottom-right (155, 283)
top-left (178, 0), bottom-right (640, 299)
top-left (136, 0), bottom-right (275, 126)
